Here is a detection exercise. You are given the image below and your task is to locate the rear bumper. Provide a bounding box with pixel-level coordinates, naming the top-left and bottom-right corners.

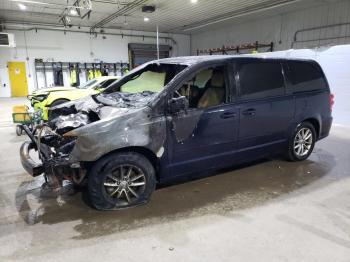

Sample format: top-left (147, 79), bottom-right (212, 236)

top-left (20, 141), bottom-right (44, 177)
top-left (319, 116), bottom-right (333, 140)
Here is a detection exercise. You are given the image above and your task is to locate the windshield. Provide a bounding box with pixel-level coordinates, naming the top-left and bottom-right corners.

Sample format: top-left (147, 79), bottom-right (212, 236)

top-left (77, 79), bottom-right (98, 89)
top-left (104, 63), bottom-right (187, 95)
top-left (121, 71), bottom-right (166, 93)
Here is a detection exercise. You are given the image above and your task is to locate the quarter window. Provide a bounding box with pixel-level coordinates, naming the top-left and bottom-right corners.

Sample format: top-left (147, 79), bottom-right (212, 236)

top-left (287, 61), bottom-right (327, 93)
top-left (238, 60), bottom-right (285, 99)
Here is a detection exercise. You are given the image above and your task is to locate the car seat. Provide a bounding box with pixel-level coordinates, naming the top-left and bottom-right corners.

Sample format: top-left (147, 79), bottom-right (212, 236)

top-left (197, 71), bottom-right (225, 109)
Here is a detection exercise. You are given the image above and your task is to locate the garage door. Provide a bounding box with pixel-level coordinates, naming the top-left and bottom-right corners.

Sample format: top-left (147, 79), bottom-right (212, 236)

top-left (128, 43), bottom-right (170, 68)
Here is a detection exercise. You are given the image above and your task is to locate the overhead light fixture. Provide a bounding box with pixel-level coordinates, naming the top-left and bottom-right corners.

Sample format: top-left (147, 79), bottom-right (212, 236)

top-left (18, 3), bottom-right (27, 10)
top-left (142, 5), bottom-right (155, 13)
top-left (191, 0), bottom-right (198, 3)
top-left (144, 17), bottom-right (149, 22)
top-left (70, 8), bottom-right (78, 16)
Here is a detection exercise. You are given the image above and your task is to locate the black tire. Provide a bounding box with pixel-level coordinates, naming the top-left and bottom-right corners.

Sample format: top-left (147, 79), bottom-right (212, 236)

top-left (16, 125), bottom-right (23, 136)
top-left (48, 99), bottom-right (70, 121)
top-left (286, 122), bottom-right (316, 162)
top-left (88, 152), bottom-right (156, 210)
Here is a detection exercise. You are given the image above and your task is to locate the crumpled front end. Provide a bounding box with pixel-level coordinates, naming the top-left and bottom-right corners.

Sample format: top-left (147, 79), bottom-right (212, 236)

top-left (19, 122), bottom-right (86, 190)
top-left (20, 92), bottom-right (166, 190)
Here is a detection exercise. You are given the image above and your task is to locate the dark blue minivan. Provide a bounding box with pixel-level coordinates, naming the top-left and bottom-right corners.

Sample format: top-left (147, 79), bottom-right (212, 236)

top-left (20, 56), bottom-right (333, 210)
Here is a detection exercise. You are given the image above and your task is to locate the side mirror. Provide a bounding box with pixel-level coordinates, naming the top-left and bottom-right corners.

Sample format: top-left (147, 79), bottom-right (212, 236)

top-left (168, 96), bottom-right (189, 114)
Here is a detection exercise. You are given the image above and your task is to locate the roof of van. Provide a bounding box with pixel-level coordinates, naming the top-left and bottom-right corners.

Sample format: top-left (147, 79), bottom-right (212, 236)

top-left (155, 55), bottom-right (316, 65)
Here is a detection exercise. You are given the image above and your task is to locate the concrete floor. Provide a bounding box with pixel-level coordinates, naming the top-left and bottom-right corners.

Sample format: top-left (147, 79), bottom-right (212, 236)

top-left (0, 97), bottom-right (350, 262)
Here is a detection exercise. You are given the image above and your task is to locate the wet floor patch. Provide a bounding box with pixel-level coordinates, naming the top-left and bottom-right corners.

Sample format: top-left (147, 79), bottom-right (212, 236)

top-left (11, 146), bottom-right (335, 241)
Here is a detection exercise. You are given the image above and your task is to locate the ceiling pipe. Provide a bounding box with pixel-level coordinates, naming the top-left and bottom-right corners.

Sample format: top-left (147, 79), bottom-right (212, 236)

top-left (293, 22), bottom-right (350, 42)
top-left (291, 34), bottom-right (350, 48)
top-left (90, 0), bottom-right (148, 32)
top-left (91, 0), bottom-right (130, 5)
top-left (2, 20), bottom-right (170, 35)
top-left (178, 0), bottom-right (300, 32)
top-left (6, 26), bottom-right (177, 44)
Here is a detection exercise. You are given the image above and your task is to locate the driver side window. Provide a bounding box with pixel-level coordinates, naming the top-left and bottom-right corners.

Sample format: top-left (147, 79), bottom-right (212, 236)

top-left (177, 65), bottom-right (227, 109)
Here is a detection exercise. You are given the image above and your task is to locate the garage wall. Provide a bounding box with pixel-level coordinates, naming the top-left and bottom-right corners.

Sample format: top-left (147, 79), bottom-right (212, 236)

top-left (0, 29), bottom-right (190, 97)
top-left (191, 0), bottom-right (350, 54)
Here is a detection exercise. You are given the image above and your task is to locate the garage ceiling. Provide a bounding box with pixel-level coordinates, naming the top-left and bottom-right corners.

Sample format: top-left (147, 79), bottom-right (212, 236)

top-left (0, 0), bottom-right (331, 33)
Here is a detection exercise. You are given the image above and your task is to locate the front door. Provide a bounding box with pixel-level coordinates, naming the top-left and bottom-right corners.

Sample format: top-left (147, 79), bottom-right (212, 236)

top-left (8, 62), bottom-right (28, 97)
top-left (167, 63), bottom-right (239, 176)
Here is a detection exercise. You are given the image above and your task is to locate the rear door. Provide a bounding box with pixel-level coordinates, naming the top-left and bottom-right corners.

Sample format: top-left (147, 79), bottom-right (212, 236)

top-left (236, 58), bottom-right (295, 157)
top-left (284, 60), bottom-right (332, 139)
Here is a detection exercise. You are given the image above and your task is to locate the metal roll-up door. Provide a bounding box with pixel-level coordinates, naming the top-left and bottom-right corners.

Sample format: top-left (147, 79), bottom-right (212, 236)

top-left (128, 43), bottom-right (171, 68)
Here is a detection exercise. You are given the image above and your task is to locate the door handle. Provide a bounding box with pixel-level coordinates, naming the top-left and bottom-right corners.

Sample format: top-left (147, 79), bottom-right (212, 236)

top-left (220, 112), bottom-right (237, 119)
top-left (242, 108), bottom-right (256, 116)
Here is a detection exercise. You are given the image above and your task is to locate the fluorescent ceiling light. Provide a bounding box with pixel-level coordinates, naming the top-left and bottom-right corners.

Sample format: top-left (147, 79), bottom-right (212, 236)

top-left (12, 0), bottom-right (58, 6)
top-left (18, 3), bottom-right (27, 10)
top-left (11, 0), bottom-right (90, 10)
top-left (144, 17), bottom-right (149, 22)
top-left (191, 0), bottom-right (198, 3)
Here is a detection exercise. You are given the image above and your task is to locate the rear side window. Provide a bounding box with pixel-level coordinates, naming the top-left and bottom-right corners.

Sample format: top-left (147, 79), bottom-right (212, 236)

top-left (287, 61), bottom-right (328, 93)
top-left (238, 60), bottom-right (285, 100)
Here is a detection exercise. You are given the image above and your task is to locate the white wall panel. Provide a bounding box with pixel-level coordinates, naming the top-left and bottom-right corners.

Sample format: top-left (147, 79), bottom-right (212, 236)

top-left (191, 0), bottom-right (350, 54)
top-left (0, 29), bottom-right (190, 97)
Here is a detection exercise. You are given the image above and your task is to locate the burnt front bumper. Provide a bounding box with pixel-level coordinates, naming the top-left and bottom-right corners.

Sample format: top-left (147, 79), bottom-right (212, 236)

top-left (20, 141), bottom-right (44, 177)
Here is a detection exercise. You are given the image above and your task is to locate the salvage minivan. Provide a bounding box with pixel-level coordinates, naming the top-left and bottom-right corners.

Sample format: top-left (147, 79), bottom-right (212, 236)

top-left (20, 56), bottom-right (333, 210)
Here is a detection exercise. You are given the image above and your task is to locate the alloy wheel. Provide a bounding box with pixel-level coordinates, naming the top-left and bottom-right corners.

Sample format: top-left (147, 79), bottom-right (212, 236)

top-left (103, 165), bottom-right (146, 205)
top-left (293, 127), bottom-right (313, 157)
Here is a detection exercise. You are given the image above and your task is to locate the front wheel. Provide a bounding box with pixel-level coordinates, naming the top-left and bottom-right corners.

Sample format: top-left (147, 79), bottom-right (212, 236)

top-left (286, 122), bottom-right (316, 162)
top-left (16, 125), bottom-right (23, 136)
top-left (88, 152), bottom-right (156, 210)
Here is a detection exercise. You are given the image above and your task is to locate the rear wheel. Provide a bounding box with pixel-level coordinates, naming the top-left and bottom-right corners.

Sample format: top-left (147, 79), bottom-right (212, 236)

top-left (88, 152), bottom-right (156, 210)
top-left (286, 122), bottom-right (316, 161)
top-left (48, 99), bottom-right (70, 121)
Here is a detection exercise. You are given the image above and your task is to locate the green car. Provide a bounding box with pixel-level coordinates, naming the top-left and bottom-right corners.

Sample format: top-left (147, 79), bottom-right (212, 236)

top-left (28, 76), bottom-right (120, 120)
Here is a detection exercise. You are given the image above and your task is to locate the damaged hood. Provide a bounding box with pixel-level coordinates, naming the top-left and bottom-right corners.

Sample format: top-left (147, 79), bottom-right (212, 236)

top-left (50, 91), bottom-right (158, 135)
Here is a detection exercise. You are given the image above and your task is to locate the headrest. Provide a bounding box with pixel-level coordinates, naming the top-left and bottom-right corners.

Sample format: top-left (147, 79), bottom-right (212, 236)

top-left (211, 71), bottom-right (224, 87)
top-left (194, 69), bottom-right (213, 87)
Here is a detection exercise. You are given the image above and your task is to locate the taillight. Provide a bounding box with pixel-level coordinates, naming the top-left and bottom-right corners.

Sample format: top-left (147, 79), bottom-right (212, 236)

top-left (329, 93), bottom-right (334, 110)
